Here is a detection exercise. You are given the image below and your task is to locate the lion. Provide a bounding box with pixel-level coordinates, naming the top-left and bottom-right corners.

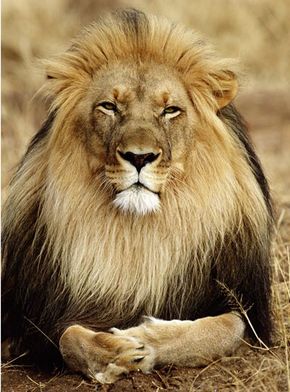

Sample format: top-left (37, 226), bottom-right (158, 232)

top-left (2, 9), bottom-right (273, 384)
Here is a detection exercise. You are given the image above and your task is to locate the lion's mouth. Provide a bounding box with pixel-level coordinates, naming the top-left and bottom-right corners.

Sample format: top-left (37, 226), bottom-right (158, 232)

top-left (130, 181), bottom-right (160, 195)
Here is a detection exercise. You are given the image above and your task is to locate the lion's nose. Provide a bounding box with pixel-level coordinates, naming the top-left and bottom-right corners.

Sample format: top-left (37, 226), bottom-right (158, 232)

top-left (118, 151), bottom-right (160, 172)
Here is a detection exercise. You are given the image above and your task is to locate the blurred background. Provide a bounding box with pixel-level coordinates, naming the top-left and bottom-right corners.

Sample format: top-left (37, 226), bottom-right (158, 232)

top-left (2, 1), bottom-right (290, 390)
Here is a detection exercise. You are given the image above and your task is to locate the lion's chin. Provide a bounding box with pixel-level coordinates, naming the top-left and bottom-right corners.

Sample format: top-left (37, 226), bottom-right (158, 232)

top-left (113, 186), bottom-right (160, 215)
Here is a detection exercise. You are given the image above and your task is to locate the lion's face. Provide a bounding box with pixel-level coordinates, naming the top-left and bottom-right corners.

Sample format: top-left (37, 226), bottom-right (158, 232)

top-left (83, 63), bottom-right (197, 214)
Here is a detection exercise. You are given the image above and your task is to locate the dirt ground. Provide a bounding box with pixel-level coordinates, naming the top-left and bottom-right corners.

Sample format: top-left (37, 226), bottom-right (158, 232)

top-left (2, 89), bottom-right (290, 391)
top-left (1, 347), bottom-right (288, 392)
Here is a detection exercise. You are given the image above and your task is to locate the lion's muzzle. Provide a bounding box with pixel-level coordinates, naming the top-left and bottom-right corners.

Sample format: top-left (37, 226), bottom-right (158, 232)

top-left (105, 144), bottom-right (165, 215)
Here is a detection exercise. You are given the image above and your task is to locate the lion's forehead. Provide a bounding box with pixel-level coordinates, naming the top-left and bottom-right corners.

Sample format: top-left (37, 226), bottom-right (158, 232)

top-left (90, 63), bottom-right (189, 107)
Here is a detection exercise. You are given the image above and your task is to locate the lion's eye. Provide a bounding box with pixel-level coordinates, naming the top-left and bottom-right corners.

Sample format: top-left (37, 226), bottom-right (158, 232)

top-left (162, 106), bottom-right (181, 118)
top-left (97, 101), bottom-right (117, 114)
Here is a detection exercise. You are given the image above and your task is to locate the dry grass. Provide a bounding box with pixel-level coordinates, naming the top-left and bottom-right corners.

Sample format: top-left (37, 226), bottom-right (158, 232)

top-left (2, 0), bottom-right (290, 391)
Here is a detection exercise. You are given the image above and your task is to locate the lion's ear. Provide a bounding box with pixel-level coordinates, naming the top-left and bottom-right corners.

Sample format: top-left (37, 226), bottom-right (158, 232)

top-left (212, 70), bottom-right (238, 109)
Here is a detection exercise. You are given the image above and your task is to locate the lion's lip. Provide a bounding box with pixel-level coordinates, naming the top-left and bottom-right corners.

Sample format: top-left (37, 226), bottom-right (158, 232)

top-left (134, 181), bottom-right (147, 190)
top-left (119, 182), bottom-right (160, 195)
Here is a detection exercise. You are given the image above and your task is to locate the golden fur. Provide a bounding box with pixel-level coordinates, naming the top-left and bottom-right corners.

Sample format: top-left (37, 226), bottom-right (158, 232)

top-left (3, 9), bottom-right (272, 381)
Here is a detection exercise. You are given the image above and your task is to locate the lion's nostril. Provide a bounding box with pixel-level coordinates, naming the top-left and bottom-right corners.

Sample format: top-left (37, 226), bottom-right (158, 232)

top-left (118, 151), bottom-right (160, 172)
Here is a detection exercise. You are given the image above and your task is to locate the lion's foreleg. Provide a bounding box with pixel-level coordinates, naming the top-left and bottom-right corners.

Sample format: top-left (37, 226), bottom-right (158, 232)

top-left (112, 312), bottom-right (245, 368)
top-left (59, 313), bottom-right (245, 384)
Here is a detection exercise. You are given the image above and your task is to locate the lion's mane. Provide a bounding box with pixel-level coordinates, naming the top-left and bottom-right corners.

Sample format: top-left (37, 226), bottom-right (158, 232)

top-left (2, 9), bottom-right (273, 365)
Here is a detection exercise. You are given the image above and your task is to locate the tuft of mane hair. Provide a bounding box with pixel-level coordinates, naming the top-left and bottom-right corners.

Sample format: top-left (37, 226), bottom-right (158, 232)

top-left (2, 9), bottom-right (273, 367)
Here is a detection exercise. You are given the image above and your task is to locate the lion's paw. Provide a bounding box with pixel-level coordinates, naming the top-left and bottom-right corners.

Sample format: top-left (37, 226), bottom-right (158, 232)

top-left (95, 332), bottom-right (155, 384)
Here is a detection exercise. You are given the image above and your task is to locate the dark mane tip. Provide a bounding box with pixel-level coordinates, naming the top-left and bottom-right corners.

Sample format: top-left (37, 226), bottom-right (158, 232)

top-left (116, 8), bottom-right (149, 35)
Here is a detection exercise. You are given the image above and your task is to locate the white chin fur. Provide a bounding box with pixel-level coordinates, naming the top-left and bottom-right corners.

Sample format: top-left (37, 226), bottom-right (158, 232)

top-left (113, 187), bottom-right (160, 215)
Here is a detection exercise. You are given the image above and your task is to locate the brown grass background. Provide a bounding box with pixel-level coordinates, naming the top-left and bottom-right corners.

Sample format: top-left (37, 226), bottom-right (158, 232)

top-left (2, 0), bottom-right (290, 391)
